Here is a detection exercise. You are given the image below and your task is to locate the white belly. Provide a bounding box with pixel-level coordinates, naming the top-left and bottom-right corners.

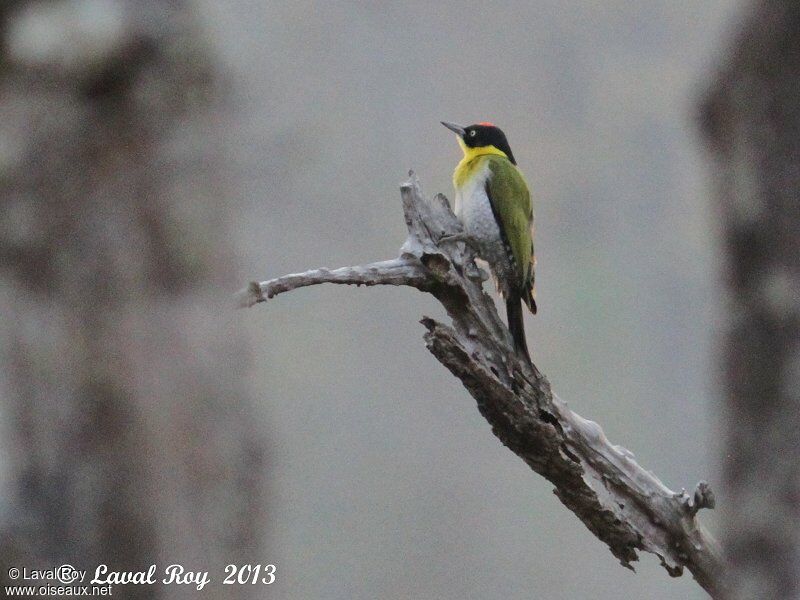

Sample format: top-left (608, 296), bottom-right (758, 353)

top-left (454, 172), bottom-right (514, 295)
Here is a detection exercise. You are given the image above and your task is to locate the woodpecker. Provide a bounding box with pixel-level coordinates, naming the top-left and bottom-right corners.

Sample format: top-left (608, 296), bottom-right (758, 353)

top-left (441, 121), bottom-right (536, 362)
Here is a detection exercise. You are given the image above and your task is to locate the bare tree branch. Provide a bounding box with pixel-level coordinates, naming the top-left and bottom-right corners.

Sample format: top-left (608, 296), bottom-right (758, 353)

top-left (238, 173), bottom-right (726, 597)
top-left (236, 259), bottom-right (429, 308)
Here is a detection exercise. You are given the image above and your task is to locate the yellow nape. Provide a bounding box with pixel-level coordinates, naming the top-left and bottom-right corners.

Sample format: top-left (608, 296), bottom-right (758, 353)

top-left (453, 138), bottom-right (508, 188)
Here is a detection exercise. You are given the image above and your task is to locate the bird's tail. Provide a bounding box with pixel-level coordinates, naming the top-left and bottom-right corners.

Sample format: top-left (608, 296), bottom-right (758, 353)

top-left (506, 292), bottom-right (531, 363)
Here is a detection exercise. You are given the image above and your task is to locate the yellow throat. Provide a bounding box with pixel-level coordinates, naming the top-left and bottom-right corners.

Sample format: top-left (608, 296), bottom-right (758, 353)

top-left (453, 138), bottom-right (509, 189)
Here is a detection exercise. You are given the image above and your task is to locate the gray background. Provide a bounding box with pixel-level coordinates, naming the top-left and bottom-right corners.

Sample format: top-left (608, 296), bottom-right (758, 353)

top-left (202, 2), bottom-right (741, 598)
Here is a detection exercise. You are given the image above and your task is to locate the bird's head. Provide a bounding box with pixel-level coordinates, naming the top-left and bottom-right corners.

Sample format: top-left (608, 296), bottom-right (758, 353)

top-left (441, 121), bottom-right (516, 165)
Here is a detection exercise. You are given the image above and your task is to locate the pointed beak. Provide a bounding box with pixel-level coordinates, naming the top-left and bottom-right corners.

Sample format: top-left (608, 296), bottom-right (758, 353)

top-left (441, 121), bottom-right (466, 136)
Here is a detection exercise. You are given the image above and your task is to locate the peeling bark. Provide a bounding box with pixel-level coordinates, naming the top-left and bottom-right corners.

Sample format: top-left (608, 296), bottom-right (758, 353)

top-left (240, 174), bottom-right (725, 597)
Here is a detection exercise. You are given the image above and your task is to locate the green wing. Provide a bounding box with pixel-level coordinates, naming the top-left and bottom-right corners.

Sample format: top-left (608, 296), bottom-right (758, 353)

top-left (485, 155), bottom-right (536, 312)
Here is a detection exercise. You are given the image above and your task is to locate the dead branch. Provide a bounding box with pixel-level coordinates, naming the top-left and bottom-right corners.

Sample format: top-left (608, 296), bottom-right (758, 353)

top-left (238, 172), bottom-right (726, 597)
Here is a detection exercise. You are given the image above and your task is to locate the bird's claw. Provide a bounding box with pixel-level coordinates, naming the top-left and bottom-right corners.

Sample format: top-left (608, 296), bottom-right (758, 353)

top-left (437, 233), bottom-right (487, 281)
top-left (438, 232), bottom-right (479, 252)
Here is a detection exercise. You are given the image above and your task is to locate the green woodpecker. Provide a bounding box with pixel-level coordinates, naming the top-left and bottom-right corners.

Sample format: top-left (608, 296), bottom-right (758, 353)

top-left (441, 121), bottom-right (536, 362)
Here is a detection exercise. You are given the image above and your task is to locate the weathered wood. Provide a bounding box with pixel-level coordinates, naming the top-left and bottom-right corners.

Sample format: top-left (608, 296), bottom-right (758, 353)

top-left (240, 173), bottom-right (726, 597)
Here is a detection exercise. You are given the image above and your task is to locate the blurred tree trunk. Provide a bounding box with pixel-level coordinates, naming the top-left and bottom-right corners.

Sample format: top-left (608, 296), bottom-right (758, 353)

top-left (701, 1), bottom-right (800, 598)
top-left (0, 1), bottom-right (266, 598)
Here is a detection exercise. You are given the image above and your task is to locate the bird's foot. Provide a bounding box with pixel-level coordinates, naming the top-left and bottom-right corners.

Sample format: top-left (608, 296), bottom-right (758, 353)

top-left (437, 232), bottom-right (488, 282)
top-left (437, 232), bottom-right (483, 256)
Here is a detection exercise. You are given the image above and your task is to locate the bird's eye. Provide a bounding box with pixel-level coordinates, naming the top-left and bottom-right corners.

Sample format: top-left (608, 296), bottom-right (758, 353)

top-left (469, 130), bottom-right (477, 137)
